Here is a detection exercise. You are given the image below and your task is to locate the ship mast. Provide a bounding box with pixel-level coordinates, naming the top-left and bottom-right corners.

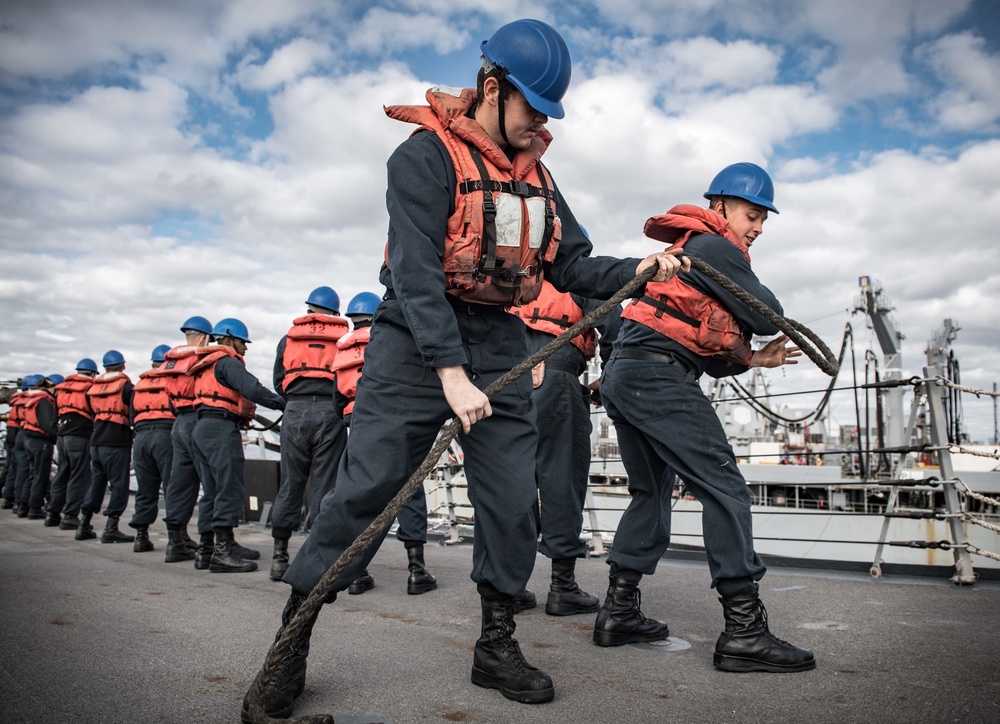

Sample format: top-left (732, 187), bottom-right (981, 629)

top-left (854, 277), bottom-right (905, 451)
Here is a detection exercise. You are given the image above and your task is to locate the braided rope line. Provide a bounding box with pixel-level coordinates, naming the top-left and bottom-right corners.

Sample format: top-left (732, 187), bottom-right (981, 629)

top-left (688, 258), bottom-right (840, 376)
top-left (962, 514), bottom-right (1000, 535)
top-left (245, 260), bottom-right (837, 723)
top-left (934, 377), bottom-right (1000, 398)
top-left (955, 479), bottom-right (1000, 508)
top-left (968, 545), bottom-right (1000, 562)
top-left (950, 445), bottom-right (1000, 460)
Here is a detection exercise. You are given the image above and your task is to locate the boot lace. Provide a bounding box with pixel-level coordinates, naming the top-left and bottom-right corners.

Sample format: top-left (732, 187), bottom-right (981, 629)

top-left (754, 599), bottom-right (794, 648)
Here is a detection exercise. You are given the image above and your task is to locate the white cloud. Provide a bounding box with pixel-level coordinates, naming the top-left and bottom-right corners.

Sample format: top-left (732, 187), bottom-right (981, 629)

top-left (236, 39), bottom-right (336, 91)
top-left (920, 32), bottom-right (1000, 132)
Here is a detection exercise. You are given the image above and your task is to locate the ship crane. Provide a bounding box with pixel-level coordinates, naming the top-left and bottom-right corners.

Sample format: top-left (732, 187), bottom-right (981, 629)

top-left (854, 276), bottom-right (906, 464)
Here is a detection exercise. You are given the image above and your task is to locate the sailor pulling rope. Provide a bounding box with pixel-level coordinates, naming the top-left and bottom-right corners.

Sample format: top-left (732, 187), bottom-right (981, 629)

top-left (244, 260), bottom-right (838, 724)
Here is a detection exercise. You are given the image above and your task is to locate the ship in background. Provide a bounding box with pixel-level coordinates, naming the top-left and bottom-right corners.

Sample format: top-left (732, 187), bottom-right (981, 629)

top-left (584, 276), bottom-right (1000, 582)
top-left (415, 276), bottom-right (1000, 584)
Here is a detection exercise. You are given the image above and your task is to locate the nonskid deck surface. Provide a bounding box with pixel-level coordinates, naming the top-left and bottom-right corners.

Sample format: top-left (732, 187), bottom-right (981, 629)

top-left (2, 511), bottom-right (998, 724)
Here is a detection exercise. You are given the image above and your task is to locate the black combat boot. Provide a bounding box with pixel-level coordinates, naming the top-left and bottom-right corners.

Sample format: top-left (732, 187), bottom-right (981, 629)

top-left (100, 515), bottom-right (135, 544)
top-left (405, 543), bottom-right (437, 595)
top-left (194, 532), bottom-right (214, 570)
top-left (44, 512), bottom-right (62, 526)
top-left (471, 584), bottom-right (554, 704)
top-left (713, 579), bottom-right (815, 673)
top-left (210, 527), bottom-right (258, 573)
top-left (164, 527), bottom-right (196, 563)
top-left (27, 508), bottom-right (45, 520)
top-left (231, 533), bottom-right (260, 560)
top-left (181, 528), bottom-right (198, 552)
top-left (0, 498), bottom-right (13, 509)
top-left (75, 511), bottom-right (97, 540)
top-left (16, 503), bottom-right (28, 517)
top-left (545, 558), bottom-right (599, 616)
top-left (270, 537), bottom-right (290, 582)
top-left (241, 589), bottom-right (324, 723)
top-left (514, 588), bottom-right (536, 612)
top-left (59, 514), bottom-right (81, 530)
top-left (593, 572), bottom-right (670, 647)
top-left (133, 525), bottom-right (154, 553)
top-left (348, 569), bottom-right (374, 595)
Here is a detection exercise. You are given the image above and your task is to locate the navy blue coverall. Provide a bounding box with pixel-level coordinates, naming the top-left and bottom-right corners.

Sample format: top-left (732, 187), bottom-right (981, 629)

top-left (283, 129), bottom-right (641, 599)
top-left (603, 233), bottom-right (782, 587)
top-left (193, 357), bottom-right (285, 533)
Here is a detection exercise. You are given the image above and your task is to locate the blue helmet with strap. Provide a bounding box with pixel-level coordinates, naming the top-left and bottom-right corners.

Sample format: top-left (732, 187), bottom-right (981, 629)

top-left (151, 344), bottom-right (172, 363)
top-left (102, 350), bottom-right (125, 367)
top-left (305, 286), bottom-right (340, 314)
top-left (75, 358), bottom-right (98, 373)
top-left (46, 373), bottom-right (65, 385)
top-left (180, 315), bottom-right (213, 335)
top-left (481, 19), bottom-right (572, 120)
top-left (212, 318), bottom-right (251, 343)
top-left (346, 292), bottom-right (381, 317)
top-left (704, 162), bottom-right (779, 214)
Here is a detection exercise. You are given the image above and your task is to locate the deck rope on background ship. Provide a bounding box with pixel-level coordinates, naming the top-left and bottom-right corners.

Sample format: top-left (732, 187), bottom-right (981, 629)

top-left (934, 377), bottom-right (1000, 398)
top-left (244, 259), bottom-right (840, 724)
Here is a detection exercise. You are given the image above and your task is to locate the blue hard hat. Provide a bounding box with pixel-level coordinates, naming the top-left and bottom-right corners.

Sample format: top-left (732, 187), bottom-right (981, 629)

top-left (481, 19), bottom-right (572, 119)
top-left (180, 315), bottom-right (213, 335)
top-left (102, 350), bottom-right (125, 367)
top-left (22, 374), bottom-right (43, 388)
top-left (46, 373), bottom-right (65, 385)
top-left (75, 358), bottom-right (98, 373)
top-left (212, 318), bottom-right (251, 343)
top-left (151, 344), bottom-right (172, 363)
top-left (305, 286), bottom-right (340, 314)
top-left (703, 162), bottom-right (779, 214)
top-left (346, 292), bottom-right (381, 317)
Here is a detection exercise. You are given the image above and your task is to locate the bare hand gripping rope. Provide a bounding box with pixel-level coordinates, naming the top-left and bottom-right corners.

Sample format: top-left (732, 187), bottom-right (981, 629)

top-left (244, 261), bottom-right (838, 723)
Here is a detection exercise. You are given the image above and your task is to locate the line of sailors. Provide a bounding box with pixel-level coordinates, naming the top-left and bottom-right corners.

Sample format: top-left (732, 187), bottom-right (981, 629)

top-left (0, 290), bottom-right (394, 576)
top-left (2, 282), bottom-right (607, 605)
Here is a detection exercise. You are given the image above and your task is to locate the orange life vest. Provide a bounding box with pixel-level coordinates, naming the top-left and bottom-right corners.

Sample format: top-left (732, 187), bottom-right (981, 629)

top-left (86, 371), bottom-right (131, 426)
top-left (54, 374), bottom-right (95, 420)
top-left (6, 391), bottom-right (26, 429)
top-left (332, 327), bottom-right (371, 415)
top-left (132, 368), bottom-right (176, 423)
top-left (385, 87), bottom-right (560, 306)
top-left (19, 390), bottom-right (56, 437)
top-left (159, 345), bottom-right (204, 411)
top-left (513, 281), bottom-right (597, 359)
top-left (280, 314), bottom-right (350, 393)
top-left (620, 205), bottom-right (754, 366)
top-left (189, 346), bottom-right (257, 424)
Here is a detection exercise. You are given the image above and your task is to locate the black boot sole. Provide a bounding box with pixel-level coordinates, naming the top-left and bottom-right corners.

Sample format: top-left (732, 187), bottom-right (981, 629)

top-left (75, 530), bottom-right (97, 541)
top-left (713, 653), bottom-right (816, 673)
top-left (593, 626), bottom-right (670, 647)
top-left (348, 576), bottom-right (374, 594)
top-left (545, 591), bottom-right (600, 616)
top-left (407, 581), bottom-right (437, 595)
top-left (209, 561), bottom-right (259, 573)
top-left (101, 536), bottom-right (135, 544)
top-left (270, 564), bottom-right (289, 582)
top-left (59, 522), bottom-right (80, 530)
top-left (164, 549), bottom-right (197, 563)
top-left (471, 666), bottom-right (554, 704)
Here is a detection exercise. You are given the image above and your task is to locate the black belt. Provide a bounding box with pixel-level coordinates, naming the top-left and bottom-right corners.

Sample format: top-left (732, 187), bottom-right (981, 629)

top-left (198, 409), bottom-right (239, 423)
top-left (614, 348), bottom-right (690, 373)
top-left (544, 360), bottom-right (582, 375)
top-left (287, 394), bottom-right (331, 402)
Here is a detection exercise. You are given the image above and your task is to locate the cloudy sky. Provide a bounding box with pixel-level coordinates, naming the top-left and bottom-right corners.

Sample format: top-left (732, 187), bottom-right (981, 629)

top-left (1, 0), bottom-right (999, 441)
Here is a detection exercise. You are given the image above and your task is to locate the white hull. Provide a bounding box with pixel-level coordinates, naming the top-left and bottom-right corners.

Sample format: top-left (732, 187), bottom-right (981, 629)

top-left (588, 488), bottom-right (1000, 577)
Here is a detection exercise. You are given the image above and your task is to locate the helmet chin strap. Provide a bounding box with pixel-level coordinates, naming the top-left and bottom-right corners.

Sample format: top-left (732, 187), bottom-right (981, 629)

top-left (495, 68), bottom-right (512, 148)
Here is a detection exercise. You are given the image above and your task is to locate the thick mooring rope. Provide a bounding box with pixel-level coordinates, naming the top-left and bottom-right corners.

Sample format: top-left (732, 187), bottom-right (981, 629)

top-left (245, 260), bottom-right (837, 723)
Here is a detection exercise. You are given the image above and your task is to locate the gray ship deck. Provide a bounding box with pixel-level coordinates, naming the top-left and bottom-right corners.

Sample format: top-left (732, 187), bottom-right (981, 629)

top-left (2, 512), bottom-right (999, 724)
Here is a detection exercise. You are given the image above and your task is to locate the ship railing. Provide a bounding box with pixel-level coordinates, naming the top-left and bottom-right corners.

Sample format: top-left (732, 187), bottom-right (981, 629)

top-left (872, 366), bottom-right (999, 583)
